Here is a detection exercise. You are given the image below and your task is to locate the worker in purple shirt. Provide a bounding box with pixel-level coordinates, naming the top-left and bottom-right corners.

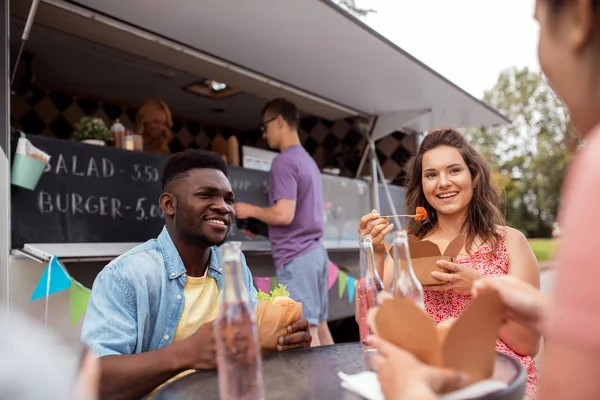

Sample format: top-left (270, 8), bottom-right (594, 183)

top-left (234, 98), bottom-right (334, 347)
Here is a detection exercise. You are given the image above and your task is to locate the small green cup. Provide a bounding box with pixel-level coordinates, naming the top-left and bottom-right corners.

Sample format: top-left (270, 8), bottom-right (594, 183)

top-left (11, 153), bottom-right (47, 190)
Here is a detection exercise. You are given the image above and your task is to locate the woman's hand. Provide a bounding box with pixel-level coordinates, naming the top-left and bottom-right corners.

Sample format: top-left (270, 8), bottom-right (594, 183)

top-left (358, 209), bottom-right (394, 253)
top-left (369, 336), bottom-right (467, 400)
top-left (428, 260), bottom-right (482, 295)
top-left (472, 275), bottom-right (550, 336)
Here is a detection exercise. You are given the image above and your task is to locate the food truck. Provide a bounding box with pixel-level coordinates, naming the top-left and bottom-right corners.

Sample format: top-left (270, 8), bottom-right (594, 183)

top-left (0, 0), bottom-right (508, 343)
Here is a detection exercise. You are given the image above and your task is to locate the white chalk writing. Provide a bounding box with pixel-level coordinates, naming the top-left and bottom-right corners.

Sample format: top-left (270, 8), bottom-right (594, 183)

top-left (131, 164), bottom-right (160, 183)
top-left (37, 191), bottom-right (165, 221)
top-left (135, 197), bottom-right (164, 221)
top-left (38, 191), bottom-right (123, 219)
top-left (44, 154), bottom-right (114, 178)
top-left (230, 179), bottom-right (252, 192)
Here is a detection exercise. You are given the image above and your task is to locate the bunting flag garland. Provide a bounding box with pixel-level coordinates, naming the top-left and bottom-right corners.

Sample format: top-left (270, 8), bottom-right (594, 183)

top-left (70, 278), bottom-right (92, 325)
top-left (327, 261), bottom-right (339, 290)
top-left (253, 277), bottom-right (271, 293)
top-left (337, 271), bottom-right (348, 299)
top-left (31, 255), bottom-right (359, 328)
top-left (347, 277), bottom-right (357, 303)
top-left (30, 255), bottom-right (92, 326)
top-left (253, 261), bottom-right (360, 303)
top-left (269, 276), bottom-right (279, 292)
top-left (30, 256), bottom-right (71, 301)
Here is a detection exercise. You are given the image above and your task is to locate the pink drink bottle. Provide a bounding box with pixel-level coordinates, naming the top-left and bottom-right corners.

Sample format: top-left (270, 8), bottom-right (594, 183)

top-left (216, 242), bottom-right (265, 400)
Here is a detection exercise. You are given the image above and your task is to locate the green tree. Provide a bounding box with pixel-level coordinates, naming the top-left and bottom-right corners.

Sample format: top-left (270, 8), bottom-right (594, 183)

top-left (465, 67), bottom-right (580, 237)
top-left (334, 0), bottom-right (376, 18)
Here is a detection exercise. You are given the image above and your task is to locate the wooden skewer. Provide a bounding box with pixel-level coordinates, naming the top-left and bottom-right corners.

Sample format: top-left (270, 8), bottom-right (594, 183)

top-left (382, 214), bottom-right (418, 219)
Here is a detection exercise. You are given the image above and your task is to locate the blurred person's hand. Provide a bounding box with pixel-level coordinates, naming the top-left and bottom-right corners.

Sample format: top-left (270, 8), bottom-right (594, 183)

top-left (472, 275), bottom-right (550, 335)
top-left (73, 350), bottom-right (100, 400)
top-left (369, 335), bottom-right (467, 400)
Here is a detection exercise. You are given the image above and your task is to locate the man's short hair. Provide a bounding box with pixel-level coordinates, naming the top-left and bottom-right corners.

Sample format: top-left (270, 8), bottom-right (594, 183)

top-left (162, 149), bottom-right (228, 190)
top-left (261, 98), bottom-right (299, 130)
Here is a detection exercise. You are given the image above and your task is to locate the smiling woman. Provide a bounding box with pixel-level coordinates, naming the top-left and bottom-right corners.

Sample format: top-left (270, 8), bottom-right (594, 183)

top-left (358, 128), bottom-right (541, 399)
top-left (405, 128), bottom-right (504, 254)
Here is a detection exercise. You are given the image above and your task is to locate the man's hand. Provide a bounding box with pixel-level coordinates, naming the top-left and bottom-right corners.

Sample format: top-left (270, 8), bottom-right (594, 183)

top-left (428, 261), bottom-right (483, 295)
top-left (181, 321), bottom-right (217, 370)
top-left (233, 203), bottom-right (256, 220)
top-left (369, 336), bottom-right (467, 400)
top-left (277, 318), bottom-right (312, 351)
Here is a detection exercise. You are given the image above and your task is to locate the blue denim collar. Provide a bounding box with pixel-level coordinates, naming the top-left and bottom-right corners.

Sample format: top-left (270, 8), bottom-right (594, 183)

top-left (157, 226), bottom-right (223, 280)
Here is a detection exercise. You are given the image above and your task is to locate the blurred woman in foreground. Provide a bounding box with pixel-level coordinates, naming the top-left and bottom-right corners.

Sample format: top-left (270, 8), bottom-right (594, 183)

top-left (369, 0), bottom-right (600, 399)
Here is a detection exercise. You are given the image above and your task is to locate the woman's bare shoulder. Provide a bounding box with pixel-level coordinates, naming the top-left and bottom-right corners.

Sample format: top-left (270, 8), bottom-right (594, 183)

top-left (504, 225), bottom-right (525, 238)
top-left (494, 225), bottom-right (525, 241)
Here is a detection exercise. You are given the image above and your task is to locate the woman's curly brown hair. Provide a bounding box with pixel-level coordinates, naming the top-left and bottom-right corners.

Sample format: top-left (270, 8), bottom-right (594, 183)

top-left (405, 127), bottom-right (505, 254)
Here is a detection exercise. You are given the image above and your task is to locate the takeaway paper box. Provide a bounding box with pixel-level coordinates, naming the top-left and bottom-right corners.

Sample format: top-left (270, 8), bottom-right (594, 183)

top-left (389, 233), bottom-right (466, 286)
top-left (368, 291), bottom-right (504, 387)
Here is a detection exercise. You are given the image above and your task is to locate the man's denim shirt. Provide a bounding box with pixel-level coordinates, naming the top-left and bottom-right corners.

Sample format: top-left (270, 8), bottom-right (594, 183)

top-left (81, 226), bottom-right (258, 357)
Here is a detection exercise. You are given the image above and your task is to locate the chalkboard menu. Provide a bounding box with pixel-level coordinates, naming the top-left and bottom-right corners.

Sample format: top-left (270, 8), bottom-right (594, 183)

top-left (11, 135), bottom-right (270, 247)
top-left (11, 135), bottom-right (400, 250)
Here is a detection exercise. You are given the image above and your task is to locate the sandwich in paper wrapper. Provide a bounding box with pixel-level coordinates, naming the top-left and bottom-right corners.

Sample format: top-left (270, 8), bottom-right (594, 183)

top-left (255, 284), bottom-right (302, 351)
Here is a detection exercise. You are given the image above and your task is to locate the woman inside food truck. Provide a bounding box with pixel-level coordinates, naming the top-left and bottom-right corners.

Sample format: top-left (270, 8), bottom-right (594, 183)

top-left (135, 98), bottom-right (173, 155)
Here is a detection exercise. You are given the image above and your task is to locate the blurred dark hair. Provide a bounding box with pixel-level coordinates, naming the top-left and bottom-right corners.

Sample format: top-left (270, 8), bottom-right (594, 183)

top-left (261, 98), bottom-right (300, 130)
top-left (547, 0), bottom-right (599, 12)
top-left (547, 0), bottom-right (600, 31)
top-left (162, 149), bottom-right (228, 190)
top-left (405, 127), bottom-right (505, 253)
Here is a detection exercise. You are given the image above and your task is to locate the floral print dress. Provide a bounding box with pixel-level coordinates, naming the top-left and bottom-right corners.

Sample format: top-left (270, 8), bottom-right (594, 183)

top-left (423, 237), bottom-right (539, 399)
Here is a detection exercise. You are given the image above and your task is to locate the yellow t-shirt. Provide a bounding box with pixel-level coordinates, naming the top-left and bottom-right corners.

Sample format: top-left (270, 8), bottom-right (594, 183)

top-left (172, 272), bottom-right (221, 342)
top-left (147, 271), bottom-right (221, 398)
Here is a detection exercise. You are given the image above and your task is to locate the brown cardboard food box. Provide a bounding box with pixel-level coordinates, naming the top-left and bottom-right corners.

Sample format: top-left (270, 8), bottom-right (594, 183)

top-left (386, 234), bottom-right (466, 286)
top-left (368, 291), bottom-right (504, 387)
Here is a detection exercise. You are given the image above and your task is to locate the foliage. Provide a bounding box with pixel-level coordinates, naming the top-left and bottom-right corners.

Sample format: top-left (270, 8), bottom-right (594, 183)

top-left (72, 116), bottom-right (112, 142)
top-left (333, 0), bottom-right (376, 18)
top-left (465, 67), bottom-right (581, 238)
top-left (528, 238), bottom-right (557, 262)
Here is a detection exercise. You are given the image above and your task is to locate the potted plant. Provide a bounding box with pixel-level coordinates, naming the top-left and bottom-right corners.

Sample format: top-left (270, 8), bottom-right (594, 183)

top-left (72, 116), bottom-right (112, 146)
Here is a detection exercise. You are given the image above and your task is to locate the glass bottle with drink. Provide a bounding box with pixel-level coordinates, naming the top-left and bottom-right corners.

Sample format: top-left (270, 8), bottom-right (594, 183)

top-left (216, 242), bottom-right (265, 400)
top-left (389, 230), bottom-right (424, 309)
top-left (356, 235), bottom-right (385, 347)
top-left (110, 119), bottom-right (125, 149)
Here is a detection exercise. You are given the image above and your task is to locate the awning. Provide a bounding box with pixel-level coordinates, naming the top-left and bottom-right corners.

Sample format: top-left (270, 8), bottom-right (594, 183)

top-left (14, 0), bottom-right (508, 135)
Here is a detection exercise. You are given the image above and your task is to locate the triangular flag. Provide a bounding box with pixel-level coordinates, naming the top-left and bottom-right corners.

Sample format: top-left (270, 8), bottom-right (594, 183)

top-left (70, 278), bottom-right (91, 325)
top-left (269, 276), bottom-right (279, 292)
top-left (254, 277), bottom-right (271, 293)
top-left (31, 256), bottom-right (72, 301)
top-left (327, 261), bottom-right (339, 290)
top-left (338, 271), bottom-right (348, 299)
top-left (347, 277), bottom-right (356, 304)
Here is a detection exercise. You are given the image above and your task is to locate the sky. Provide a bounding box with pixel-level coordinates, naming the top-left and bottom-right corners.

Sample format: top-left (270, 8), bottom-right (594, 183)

top-left (352, 0), bottom-right (540, 100)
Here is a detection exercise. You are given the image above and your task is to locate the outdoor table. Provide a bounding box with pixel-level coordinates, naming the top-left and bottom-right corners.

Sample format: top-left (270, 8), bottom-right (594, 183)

top-left (153, 342), bottom-right (526, 400)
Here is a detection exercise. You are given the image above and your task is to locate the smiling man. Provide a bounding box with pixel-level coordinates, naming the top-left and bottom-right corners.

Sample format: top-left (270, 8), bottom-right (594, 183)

top-left (81, 149), bottom-right (311, 400)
